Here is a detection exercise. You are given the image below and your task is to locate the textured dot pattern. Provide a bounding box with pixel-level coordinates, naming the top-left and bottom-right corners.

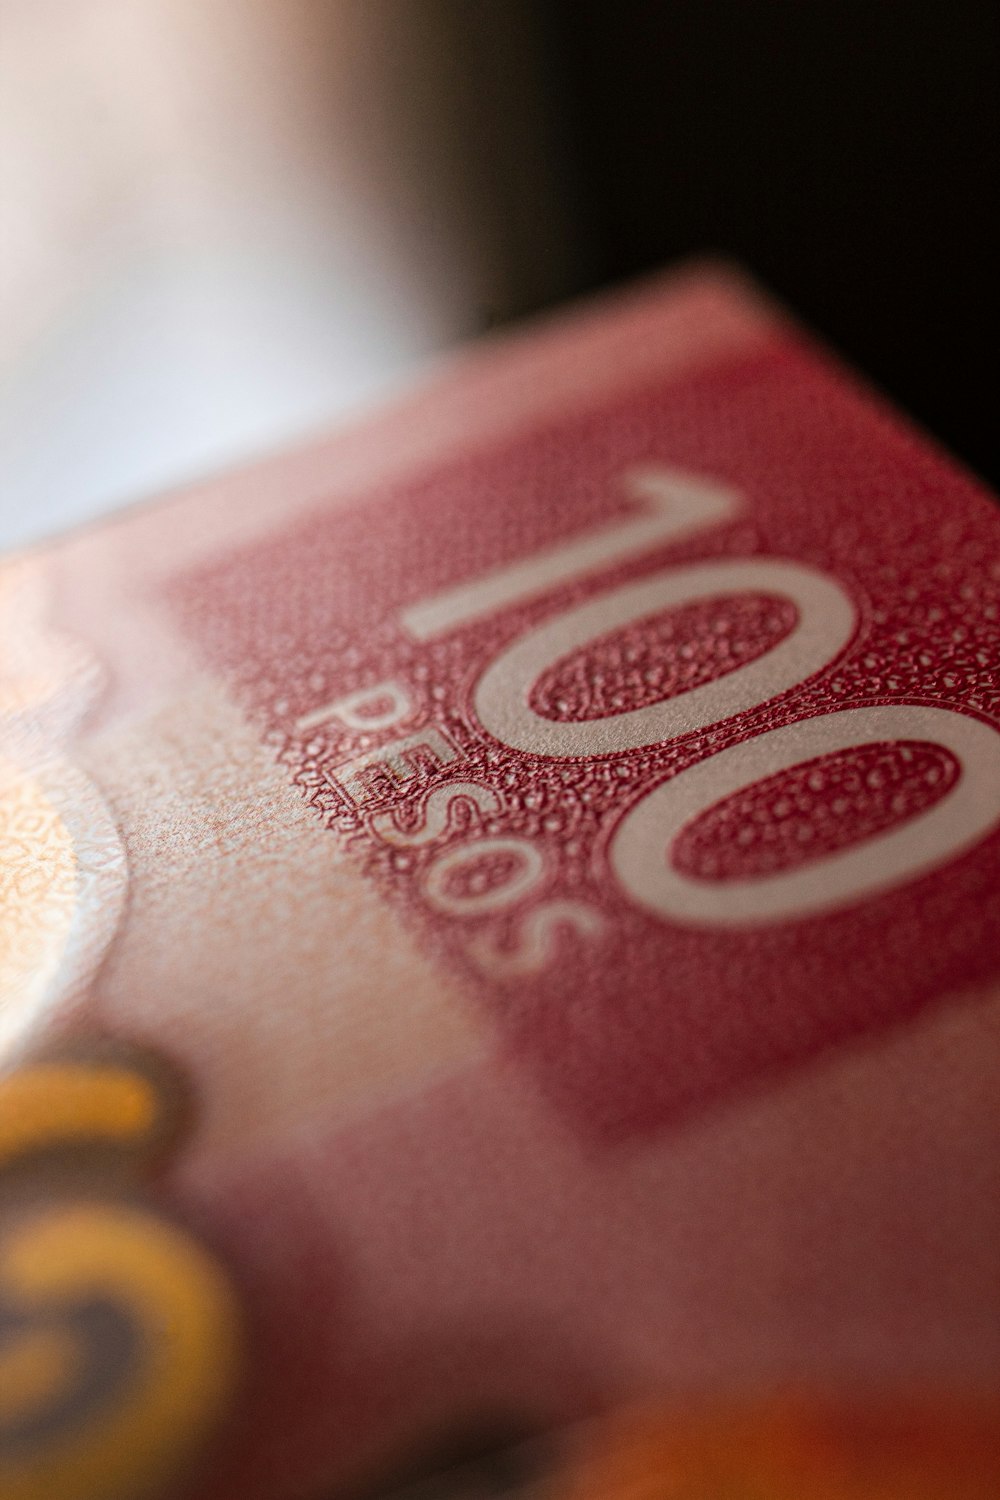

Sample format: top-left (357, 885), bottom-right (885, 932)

top-left (172, 336), bottom-right (1000, 1143)
top-left (672, 740), bottom-right (960, 881)
top-left (530, 594), bottom-right (797, 722)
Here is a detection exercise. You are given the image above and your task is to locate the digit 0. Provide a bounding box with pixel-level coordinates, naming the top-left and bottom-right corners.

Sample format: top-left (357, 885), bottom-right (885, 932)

top-left (611, 705), bottom-right (1000, 924)
top-left (472, 556), bottom-right (853, 757)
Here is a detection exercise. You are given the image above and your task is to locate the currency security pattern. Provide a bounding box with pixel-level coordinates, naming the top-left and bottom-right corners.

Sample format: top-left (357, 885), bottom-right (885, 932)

top-left (175, 336), bottom-right (1000, 1142)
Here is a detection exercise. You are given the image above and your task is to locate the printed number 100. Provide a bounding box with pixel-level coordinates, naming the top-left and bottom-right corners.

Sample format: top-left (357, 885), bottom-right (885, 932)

top-left (321, 468), bottom-right (1000, 953)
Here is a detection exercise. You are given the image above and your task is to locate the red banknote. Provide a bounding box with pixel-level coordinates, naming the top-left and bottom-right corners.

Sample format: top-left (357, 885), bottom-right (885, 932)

top-left (1, 263), bottom-right (998, 1498)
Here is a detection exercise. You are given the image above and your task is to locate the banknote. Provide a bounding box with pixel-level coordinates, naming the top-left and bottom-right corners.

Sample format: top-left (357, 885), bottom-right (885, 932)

top-left (1, 262), bottom-right (999, 1499)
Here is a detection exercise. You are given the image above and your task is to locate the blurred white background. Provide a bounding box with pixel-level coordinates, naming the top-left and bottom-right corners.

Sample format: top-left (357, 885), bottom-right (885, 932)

top-left (0, 0), bottom-right (577, 549)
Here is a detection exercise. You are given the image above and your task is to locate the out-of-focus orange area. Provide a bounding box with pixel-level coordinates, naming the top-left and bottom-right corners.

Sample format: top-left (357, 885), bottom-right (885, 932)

top-left (0, 1063), bottom-right (157, 1169)
top-left (548, 1395), bottom-right (1000, 1500)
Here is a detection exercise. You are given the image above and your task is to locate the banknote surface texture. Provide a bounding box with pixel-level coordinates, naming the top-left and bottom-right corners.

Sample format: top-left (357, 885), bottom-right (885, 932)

top-left (1, 264), bottom-right (999, 1499)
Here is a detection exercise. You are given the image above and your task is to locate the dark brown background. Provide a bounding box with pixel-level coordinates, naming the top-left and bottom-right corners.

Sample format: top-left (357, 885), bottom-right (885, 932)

top-left (519, 1), bottom-right (998, 484)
